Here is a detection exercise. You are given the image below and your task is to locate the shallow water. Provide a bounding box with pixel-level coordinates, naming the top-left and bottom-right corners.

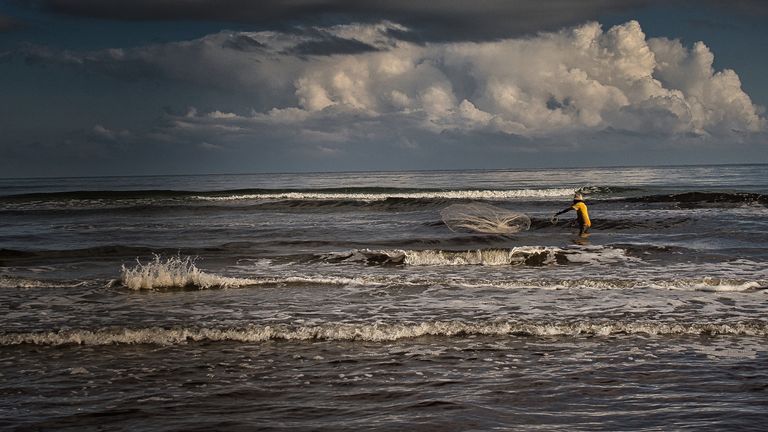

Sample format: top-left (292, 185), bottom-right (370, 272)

top-left (1, 164), bottom-right (767, 430)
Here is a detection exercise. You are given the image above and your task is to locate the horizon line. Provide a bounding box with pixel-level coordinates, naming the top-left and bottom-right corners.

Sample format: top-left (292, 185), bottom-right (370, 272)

top-left (1, 161), bottom-right (766, 181)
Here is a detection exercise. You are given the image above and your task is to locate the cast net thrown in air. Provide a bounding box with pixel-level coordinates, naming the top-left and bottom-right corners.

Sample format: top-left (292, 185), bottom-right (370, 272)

top-left (440, 202), bottom-right (531, 234)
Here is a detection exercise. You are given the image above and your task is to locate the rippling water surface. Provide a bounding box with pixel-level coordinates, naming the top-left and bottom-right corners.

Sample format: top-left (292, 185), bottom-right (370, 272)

top-left (1, 165), bottom-right (767, 430)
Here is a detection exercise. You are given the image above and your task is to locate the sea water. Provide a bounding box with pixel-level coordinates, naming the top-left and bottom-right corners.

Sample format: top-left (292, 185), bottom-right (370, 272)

top-left (1, 165), bottom-right (767, 430)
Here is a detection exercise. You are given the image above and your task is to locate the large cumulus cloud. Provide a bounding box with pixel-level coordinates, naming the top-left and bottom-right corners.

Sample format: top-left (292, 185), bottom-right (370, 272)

top-left (17, 20), bottom-right (766, 148)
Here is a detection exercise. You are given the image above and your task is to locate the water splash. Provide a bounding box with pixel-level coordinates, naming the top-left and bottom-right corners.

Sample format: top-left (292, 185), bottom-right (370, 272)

top-left (120, 255), bottom-right (255, 290)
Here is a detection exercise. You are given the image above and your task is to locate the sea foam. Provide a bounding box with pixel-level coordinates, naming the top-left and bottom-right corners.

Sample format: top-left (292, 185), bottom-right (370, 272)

top-left (0, 276), bottom-right (63, 289)
top-left (117, 254), bottom-right (764, 291)
top-left (330, 246), bottom-right (637, 266)
top-left (120, 255), bottom-right (257, 290)
top-left (192, 188), bottom-right (575, 202)
top-left (119, 256), bottom-right (405, 290)
top-left (2, 319), bottom-right (766, 346)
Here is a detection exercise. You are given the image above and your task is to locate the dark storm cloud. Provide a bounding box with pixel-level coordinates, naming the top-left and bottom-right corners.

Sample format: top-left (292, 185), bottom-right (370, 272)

top-left (286, 33), bottom-right (380, 56)
top-left (37, 0), bottom-right (652, 41)
top-left (714, 0), bottom-right (768, 15)
top-left (221, 34), bottom-right (266, 52)
top-left (221, 28), bottom-right (380, 56)
top-left (0, 14), bottom-right (21, 31)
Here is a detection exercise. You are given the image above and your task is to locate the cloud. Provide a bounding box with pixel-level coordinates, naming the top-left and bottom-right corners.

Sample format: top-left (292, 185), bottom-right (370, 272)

top-left (16, 20), bottom-right (766, 162)
top-left (56, 22), bottom-right (766, 131)
top-left (39, 0), bottom-right (653, 42)
top-left (89, 124), bottom-right (132, 142)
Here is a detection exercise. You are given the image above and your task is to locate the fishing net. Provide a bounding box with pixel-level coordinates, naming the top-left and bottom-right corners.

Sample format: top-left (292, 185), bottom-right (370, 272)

top-left (440, 202), bottom-right (531, 234)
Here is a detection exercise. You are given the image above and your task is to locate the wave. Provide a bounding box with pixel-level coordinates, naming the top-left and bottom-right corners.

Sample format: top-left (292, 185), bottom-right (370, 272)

top-left (1, 186), bottom-right (576, 201)
top-left (438, 277), bottom-right (766, 292)
top-left (6, 187), bottom-right (764, 215)
top-left (117, 251), bottom-right (766, 291)
top-left (120, 256), bottom-right (257, 290)
top-left (323, 246), bottom-right (638, 266)
top-left (105, 263), bottom-right (768, 292)
top-left (109, 274), bottom-right (768, 292)
top-left (579, 185), bottom-right (644, 195)
top-left (0, 245), bottom-right (264, 264)
top-left (622, 192), bottom-right (767, 207)
top-left (191, 188), bottom-right (576, 202)
top-left (529, 216), bottom-right (691, 231)
top-left (0, 276), bottom-right (76, 289)
top-left (5, 187), bottom-right (766, 214)
top-left (1, 245), bottom-right (161, 262)
top-left (2, 319), bottom-right (765, 346)
top-left (0, 236), bottom-right (512, 263)
top-left (0, 237), bottom-right (677, 265)
top-left (118, 258), bottom-right (407, 291)
top-left (0, 186), bottom-right (585, 214)
top-left (7, 249), bottom-right (756, 291)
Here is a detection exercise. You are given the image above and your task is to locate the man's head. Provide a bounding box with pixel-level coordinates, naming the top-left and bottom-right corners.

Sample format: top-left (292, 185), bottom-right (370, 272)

top-left (574, 192), bottom-right (583, 201)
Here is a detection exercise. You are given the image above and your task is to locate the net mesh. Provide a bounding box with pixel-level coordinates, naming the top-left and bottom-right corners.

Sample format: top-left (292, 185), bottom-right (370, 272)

top-left (440, 202), bottom-right (531, 234)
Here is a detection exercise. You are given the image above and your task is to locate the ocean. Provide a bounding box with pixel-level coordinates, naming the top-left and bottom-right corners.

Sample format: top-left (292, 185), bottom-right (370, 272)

top-left (1, 164), bottom-right (767, 431)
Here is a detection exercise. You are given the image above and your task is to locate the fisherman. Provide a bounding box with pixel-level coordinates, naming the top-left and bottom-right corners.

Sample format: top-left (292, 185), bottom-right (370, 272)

top-left (552, 192), bottom-right (591, 236)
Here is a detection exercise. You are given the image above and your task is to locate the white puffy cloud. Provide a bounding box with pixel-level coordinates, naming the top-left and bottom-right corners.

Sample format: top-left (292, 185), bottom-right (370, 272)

top-left (90, 124), bottom-right (128, 140)
top-left (24, 20), bottom-right (765, 143)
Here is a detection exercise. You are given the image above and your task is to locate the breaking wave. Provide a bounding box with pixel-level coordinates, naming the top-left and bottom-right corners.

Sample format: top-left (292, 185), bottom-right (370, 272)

top-left (2, 319), bottom-right (766, 346)
top-left (442, 277), bottom-right (767, 292)
top-left (120, 255), bottom-right (257, 290)
top-left (0, 186), bottom-right (575, 202)
top-left (0, 186), bottom-right (585, 213)
top-left (324, 246), bottom-right (637, 266)
top-left (118, 256), bottom-right (425, 290)
top-left (115, 257), bottom-right (767, 292)
top-left (0, 276), bottom-right (74, 289)
top-left (191, 188), bottom-right (575, 202)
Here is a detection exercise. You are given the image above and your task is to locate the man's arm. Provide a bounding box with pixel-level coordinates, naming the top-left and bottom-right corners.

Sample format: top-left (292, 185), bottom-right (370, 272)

top-left (551, 205), bottom-right (573, 224)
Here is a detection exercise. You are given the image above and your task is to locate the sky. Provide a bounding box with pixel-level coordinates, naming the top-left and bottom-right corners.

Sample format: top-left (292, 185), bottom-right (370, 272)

top-left (1, 0), bottom-right (767, 177)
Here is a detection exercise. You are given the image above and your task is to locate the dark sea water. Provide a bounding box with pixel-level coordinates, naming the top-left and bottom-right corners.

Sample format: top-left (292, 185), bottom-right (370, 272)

top-left (1, 165), bottom-right (767, 431)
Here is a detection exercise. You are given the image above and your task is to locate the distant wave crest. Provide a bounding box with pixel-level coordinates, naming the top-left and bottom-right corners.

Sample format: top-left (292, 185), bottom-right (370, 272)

top-left (191, 188), bottom-right (575, 202)
top-left (2, 319), bottom-right (766, 346)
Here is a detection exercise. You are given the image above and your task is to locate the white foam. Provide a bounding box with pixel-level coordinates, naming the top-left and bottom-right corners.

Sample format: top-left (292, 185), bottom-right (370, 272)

top-left (0, 276), bottom-right (63, 289)
top-left (120, 257), bottom-right (409, 290)
top-left (121, 256), bottom-right (258, 290)
top-left (402, 247), bottom-right (556, 266)
top-left (335, 245), bottom-right (635, 267)
top-left (219, 275), bottom-right (766, 292)
top-left (562, 246), bottom-right (640, 264)
top-left (193, 188), bottom-right (575, 202)
top-left (118, 254), bottom-right (766, 292)
top-left (329, 246), bottom-right (559, 266)
top-left (649, 278), bottom-right (764, 292)
top-left (3, 320), bottom-right (765, 346)
top-left (487, 278), bottom-right (765, 292)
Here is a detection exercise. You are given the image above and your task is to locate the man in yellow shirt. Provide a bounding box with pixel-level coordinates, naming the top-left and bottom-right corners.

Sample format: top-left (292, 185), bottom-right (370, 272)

top-left (553, 192), bottom-right (591, 236)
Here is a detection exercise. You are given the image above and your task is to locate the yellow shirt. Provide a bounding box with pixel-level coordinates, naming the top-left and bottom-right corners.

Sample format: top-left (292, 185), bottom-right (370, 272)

top-left (571, 201), bottom-right (591, 227)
